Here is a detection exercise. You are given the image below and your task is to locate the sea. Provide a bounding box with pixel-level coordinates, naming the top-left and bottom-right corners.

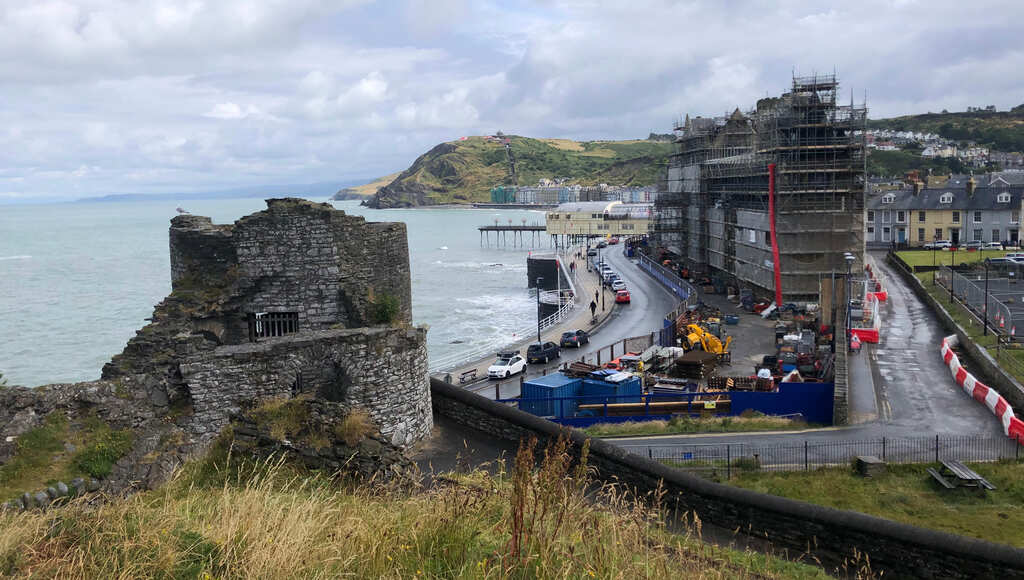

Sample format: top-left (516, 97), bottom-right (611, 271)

top-left (0, 197), bottom-right (551, 387)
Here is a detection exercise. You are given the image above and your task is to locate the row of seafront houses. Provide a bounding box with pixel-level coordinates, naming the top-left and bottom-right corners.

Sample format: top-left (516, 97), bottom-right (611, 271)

top-left (866, 172), bottom-right (1024, 248)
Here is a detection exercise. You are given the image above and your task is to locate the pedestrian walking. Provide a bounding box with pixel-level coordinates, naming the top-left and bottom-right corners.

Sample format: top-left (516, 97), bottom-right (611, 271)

top-left (590, 300), bottom-right (597, 317)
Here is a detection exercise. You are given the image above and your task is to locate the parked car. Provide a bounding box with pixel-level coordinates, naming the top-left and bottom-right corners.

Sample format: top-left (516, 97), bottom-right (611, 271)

top-left (526, 341), bottom-right (560, 364)
top-left (487, 352), bottom-right (526, 378)
top-left (984, 242), bottom-right (1004, 250)
top-left (1006, 253), bottom-right (1024, 260)
top-left (587, 248), bottom-right (598, 256)
top-left (596, 240), bottom-right (608, 248)
top-left (560, 329), bottom-right (590, 348)
top-left (924, 240), bottom-right (952, 250)
top-left (611, 279), bottom-right (627, 291)
top-left (615, 290), bottom-right (631, 304)
top-left (986, 257), bottom-right (1017, 266)
top-left (965, 240), bottom-right (984, 250)
top-left (608, 237), bottom-right (620, 245)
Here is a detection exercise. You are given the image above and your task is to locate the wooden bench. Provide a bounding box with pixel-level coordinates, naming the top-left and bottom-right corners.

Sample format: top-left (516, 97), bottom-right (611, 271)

top-left (927, 460), bottom-right (995, 491)
top-left (458, 369), bottom-right (478, 384)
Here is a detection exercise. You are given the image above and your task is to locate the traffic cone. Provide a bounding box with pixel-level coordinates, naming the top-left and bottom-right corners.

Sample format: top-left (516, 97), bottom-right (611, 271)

top-left (1000, 315), bottom-right (1006, 329)
top-left (1012, 326), bottom-right (1016, 338)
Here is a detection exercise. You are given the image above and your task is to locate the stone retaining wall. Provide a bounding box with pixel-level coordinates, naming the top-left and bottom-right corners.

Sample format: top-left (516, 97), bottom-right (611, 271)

top-left (430, 378), bottom-right (1024, 578)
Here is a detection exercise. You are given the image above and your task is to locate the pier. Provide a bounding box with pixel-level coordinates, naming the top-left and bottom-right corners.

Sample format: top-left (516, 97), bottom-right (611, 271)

top-left (478, 224), bottom-right (549, 247)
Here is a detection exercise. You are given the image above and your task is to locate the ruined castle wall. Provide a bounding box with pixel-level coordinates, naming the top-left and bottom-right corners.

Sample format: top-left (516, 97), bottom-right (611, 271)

top-left (179, 326), bottom-right (432, 447)
top-left (169, 215), bottom-right (236, 289)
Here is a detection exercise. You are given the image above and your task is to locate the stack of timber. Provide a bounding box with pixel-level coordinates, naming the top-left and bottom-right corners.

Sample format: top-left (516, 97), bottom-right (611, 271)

top-left (669, 351), bottom-right (718, 380)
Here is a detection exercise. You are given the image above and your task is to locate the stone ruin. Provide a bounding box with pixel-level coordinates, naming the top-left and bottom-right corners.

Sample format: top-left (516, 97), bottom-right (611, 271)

top-left (0, 198), bottom-right (432, 495)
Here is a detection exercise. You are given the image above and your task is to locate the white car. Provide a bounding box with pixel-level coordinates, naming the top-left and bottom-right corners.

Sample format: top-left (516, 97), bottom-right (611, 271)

top-left (487, 352), bottom-right (526, 379)
top-left (984, 242), bottom-right (1004, 250)
top-left (611, 279), bottom-right (627, 291)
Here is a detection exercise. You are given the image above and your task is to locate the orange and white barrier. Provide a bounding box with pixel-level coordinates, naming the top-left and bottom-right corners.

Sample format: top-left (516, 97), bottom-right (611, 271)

top-left (940, 334), bottom-right (1024, 443)
top-left (850, 293), bottom-right (881, 343)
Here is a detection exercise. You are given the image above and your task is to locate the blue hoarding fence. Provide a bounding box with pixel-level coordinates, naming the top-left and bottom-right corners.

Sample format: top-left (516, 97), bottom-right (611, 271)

top-left (498, 381), bottom-right (834, 429)
top-left (637, 252), bottom-right (696, 306)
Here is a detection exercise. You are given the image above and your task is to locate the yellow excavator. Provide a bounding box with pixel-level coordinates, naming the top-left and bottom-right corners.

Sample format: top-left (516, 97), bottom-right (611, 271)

top-left (683, 324), bottom-right (733, 355)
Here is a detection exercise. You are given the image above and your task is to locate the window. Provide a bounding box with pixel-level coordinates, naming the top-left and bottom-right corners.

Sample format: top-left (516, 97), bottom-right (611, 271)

top-left (998, 192), bottom-right (1011, 203)
top-left (935, 228), bottom-right (943, 240)
top-left (882, 210), bottom-right (891, 223)
top-left (952, 211), bottom-right (960, 224)
top-left (621, 224), bottom-right (634, 230)
top-left (918, 211), bottom-right (926, 222)
top-left (897, 211), bottom-right (906, 223)
top-left (973, 229), bottom-right (983, 242)
top-left (867, 226), bottom-right (875, 236)
top-left (993, 229), bottom-right (1001, 242)
top-left (974, 211), bottom-right (982, 223)
top-left (748, 229), bottom-right (756, 243)
top-left (882, 194), bottom-right (895, 204)
top-left (248, 312), bottom-right (298, 341)
top-left (867, 210), bottom-right (875, 222)
top-left (882, 227), bottom-right (891, 242)
top-left (918, 228), bottom-right (925, 242)
top-left (1013, 211), bottom-right (1020, 224)
top-left (940, 192), bottom-right (953, 204)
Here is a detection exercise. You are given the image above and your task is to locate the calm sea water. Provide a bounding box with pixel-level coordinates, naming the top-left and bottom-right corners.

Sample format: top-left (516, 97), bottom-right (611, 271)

top-left (0, 198), bottom-right (549, 387)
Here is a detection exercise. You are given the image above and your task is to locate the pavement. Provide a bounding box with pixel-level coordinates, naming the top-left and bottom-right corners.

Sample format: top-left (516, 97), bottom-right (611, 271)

top-left (448, 245), bottom-right (680, 400)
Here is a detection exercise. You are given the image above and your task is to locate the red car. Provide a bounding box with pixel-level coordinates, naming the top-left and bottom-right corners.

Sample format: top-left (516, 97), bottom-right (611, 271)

top-left (608, 237), bottom-right (620, 245)
top-left (615, 290), bottom-right (631, 304)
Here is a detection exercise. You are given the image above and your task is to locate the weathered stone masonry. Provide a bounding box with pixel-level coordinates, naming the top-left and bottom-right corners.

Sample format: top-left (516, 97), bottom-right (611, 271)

top-left (181, 327), bottom-right (432, 447)
top-left (2, 198), bottom-right (431, 494)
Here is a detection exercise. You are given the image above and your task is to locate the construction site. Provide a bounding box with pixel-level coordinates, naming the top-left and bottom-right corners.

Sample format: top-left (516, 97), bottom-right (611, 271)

top-left (652, 74), bottom-right (867, 303)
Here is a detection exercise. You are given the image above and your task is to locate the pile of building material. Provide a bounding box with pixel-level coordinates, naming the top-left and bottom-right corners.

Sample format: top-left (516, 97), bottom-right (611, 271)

top-left (669, 350), bottom-right (718, 379)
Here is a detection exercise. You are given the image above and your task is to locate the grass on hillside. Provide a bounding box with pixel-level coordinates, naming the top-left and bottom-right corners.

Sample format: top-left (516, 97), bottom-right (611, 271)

top-left (584, 414), bottom-right (810, 438)
top-left (729, 461), bottom-right (1024, 547)
top-left (0, 434), bottom-right (835, 579)
top-left (344, 172), bottom-right (402, 196)
top-left (0, 413), bottom-right (134, 502)
top-left (897, 248), bottom-right (1015, 269)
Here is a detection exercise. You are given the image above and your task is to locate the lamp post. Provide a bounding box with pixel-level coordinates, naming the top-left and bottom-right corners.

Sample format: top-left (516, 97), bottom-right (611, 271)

top-left (984, 258), bottom-right (991, 336)
top-left (535, 276), bottom-right (544, 343)
top-left (932, 233), bottom-right (939, 285)
top-left (844, 253), bottom-right (855, 351)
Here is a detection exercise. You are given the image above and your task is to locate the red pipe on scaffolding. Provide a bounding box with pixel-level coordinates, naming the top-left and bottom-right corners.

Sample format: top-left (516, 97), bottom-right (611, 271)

top-left (768, 163), bottom-right (783, 307)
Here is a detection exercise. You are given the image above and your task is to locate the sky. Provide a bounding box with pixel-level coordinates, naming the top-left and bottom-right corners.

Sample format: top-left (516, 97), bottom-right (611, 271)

top-left (3, 0), bottom-right (1023, 202)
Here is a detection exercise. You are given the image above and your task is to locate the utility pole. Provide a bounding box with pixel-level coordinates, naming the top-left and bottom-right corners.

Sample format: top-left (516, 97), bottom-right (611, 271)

top-left (845, 253), bottom-right (855, 351)
top-left (984, 258), bottom-right (990, 336)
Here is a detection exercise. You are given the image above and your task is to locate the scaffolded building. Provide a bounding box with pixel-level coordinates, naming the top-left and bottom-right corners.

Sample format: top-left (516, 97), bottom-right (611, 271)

top-left (653, 74), bottom-right (866, 301)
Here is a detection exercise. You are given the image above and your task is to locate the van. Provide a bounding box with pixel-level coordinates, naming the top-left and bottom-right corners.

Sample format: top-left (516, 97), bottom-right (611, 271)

top-left (1006, 253), bottom-right (1024, 260)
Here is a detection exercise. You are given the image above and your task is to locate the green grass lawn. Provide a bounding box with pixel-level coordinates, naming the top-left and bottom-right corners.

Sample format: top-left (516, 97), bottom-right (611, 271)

top-left (729, 461), bottom-right (1024, 548)
top-left (897, 249), bottom-right (1015, 269)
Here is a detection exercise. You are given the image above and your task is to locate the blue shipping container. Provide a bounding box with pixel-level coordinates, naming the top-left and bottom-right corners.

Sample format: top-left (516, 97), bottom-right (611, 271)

top-left (581, 377), bottom-right (643, 404)
top-left (521, 374), bottom-right (581, 418)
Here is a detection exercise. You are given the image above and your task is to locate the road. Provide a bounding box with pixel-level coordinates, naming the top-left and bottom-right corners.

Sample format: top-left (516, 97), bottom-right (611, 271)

top-left (608, 252), bottom-right (1006, 456)
top-left (469, 245), bottom-right (680, 399)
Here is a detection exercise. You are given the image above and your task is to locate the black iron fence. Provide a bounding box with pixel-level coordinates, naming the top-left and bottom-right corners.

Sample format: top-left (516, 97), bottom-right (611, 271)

top-left (619, 434), bottom-right (1024, 479)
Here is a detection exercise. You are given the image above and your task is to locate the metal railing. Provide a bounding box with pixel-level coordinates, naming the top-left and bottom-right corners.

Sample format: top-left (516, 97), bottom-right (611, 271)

top-left (936, 266), bottom-right (1020, 340)
top-left (620, 434), bottom-right (1024, 479)
top-left (636, 252), bottom-right (697, 307)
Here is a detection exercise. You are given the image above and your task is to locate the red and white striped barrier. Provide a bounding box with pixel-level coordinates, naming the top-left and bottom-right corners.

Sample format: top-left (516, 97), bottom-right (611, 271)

top-left (851, 293), bottom-right (881, 343)
top-left (940, 334), bottom-right (1024, 443)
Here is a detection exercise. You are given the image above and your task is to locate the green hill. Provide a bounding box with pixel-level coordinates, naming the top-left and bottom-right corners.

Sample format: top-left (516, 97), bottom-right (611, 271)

top-left (366, 135), bottom-right (672, 208)
top-left (868, 105), bottom-right (1024, 151)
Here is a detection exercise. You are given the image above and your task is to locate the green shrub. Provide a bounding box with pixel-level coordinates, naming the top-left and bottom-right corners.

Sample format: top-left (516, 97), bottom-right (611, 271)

top-left (73, 426), bottom-right (133, 479)
top-left (368, 292), bottom-right (400, 325)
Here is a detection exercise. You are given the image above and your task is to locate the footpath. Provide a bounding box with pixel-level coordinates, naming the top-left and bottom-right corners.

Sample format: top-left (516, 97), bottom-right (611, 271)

top-left (438, 249), bottom-right (617, 390)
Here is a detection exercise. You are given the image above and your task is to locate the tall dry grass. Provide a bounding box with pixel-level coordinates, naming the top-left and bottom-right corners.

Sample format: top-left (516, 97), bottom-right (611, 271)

top-left (0, 435), bottom-right (834, 579)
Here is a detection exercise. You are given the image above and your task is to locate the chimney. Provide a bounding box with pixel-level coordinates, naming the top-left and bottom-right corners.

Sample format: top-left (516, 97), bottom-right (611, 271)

top-left (912, 181), bottom-right (921, 196)
top-left (967, 173), bottom-right (977, 197)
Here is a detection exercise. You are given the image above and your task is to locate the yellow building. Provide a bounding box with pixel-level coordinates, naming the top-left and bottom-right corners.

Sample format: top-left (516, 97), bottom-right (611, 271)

top-left (545, 201), bottom-right (651, 242)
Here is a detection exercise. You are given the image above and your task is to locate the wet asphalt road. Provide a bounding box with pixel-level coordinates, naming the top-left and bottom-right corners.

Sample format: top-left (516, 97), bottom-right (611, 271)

top-left (609, 253), bottom-right (1006, 455)
top-left (469, 246), bottom-right (680, 400)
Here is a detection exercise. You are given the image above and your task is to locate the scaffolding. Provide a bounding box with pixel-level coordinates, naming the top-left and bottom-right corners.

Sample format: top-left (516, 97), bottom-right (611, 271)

top-left (652, 74), bottom-right (867, 301)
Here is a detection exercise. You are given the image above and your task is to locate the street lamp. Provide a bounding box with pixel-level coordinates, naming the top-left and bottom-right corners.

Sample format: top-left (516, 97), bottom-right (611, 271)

top-left (932, 233), bottom-right (939, 285)
top-left (984, 258), bottom-right (991, 336)
top-left (844, 253), bottom-right (855, 351)
top-left (536, 278), bottom-right (544, 346)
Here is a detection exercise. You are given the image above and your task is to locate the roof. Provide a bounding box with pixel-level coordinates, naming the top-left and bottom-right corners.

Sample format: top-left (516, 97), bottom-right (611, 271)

top-left (867, 185), bottom-right (1024, 211)
top-left (552, 201), bottom-right (621, 213)
top-left (607, 203), bottom-right (652, 218)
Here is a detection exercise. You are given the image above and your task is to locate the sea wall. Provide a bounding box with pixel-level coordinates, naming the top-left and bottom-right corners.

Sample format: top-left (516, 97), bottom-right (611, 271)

top-left (430, 378), bottom-right (1024, 578)
top-left (181, 327), bottom-right (431, 447)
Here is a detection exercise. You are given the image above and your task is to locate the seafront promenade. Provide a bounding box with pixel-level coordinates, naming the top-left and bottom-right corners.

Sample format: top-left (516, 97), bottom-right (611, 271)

top-left (436, 244), bottom-right (680, 399)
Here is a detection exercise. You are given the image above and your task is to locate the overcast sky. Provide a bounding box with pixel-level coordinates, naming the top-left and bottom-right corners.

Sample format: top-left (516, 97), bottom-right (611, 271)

top-left (3, 0), bottom-right (1023, 201)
